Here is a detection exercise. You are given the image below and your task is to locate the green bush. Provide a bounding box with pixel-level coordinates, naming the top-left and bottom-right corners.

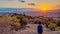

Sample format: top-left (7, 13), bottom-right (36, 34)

top-left (48, 23), bottom-right (57, 31)
top-left (55, 27), bottom-right (60, 31)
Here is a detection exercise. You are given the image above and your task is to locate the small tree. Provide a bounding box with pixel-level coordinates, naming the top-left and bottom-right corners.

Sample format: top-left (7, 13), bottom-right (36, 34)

top-left (48, 23), bottom-right (57, 31)
top-left (19, 16), bottom-right (27, 28)
top-left (57, 20), bottom-right (60, 26)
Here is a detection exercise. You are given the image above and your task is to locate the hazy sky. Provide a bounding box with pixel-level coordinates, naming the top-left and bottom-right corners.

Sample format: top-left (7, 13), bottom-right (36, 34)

top-left (0, 0), bottom-right (60, 10)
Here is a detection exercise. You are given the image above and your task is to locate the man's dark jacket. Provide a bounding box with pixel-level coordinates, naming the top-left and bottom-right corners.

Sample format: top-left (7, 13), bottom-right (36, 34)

top-left (37, 24), bottom-right (43, 33)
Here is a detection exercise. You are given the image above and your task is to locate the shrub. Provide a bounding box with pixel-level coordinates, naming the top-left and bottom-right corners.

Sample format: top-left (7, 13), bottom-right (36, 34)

top-left (57, 20), bottom-right (60, 26)
top-left (55, 27), bottom-right (60, 31)
top-left (48, 23), bottom-right (57, 31)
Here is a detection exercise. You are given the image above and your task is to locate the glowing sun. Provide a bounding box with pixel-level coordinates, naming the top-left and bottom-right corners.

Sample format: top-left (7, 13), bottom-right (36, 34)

top-left (40, 6), bottom-right (50, 11)
top-left (42, 8), bottom-right (47, 11)
top-left (39, 6), bottom-right (50, 13)
top-left (41, 7), bottom-right (48, 11)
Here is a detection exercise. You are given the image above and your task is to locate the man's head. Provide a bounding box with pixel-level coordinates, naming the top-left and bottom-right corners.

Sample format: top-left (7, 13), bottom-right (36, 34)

top-left (38, 21), bottom-right (41, 24)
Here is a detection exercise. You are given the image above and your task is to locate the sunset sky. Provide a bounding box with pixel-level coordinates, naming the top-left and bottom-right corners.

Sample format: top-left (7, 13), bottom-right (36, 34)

top-left (0, 0), bottom-right (60, 10)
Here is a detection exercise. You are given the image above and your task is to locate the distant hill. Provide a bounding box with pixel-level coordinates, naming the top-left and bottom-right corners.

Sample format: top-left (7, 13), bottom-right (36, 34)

top-left (0, 8), bottom-right (60, 17)
top-left (46, 9), bottom-right (60, 17)
top-left (0, 8), bottom-right (40, 12)
top-left (0, 8), bottom-right (42, 16)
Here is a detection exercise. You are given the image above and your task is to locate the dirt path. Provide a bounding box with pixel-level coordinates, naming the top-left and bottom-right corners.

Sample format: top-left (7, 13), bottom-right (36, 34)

top-left (0, 24), bottom-right (60, 34)
top-left (10, 24), bottom-right (54, 34)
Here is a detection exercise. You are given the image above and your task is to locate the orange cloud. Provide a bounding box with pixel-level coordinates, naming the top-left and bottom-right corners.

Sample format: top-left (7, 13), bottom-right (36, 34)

top-left (55, 5), bottom-right (60, 9)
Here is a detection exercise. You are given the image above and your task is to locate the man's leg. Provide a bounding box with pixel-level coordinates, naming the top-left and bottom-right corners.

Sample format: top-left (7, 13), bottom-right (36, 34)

top-left (38, 33), bottom-right (42, 34)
